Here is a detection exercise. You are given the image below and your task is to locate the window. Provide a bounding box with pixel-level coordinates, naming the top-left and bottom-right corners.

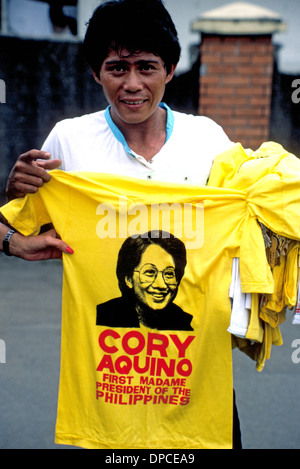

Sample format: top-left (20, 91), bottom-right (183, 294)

top-left (1, 0), bottom-right (78, 39)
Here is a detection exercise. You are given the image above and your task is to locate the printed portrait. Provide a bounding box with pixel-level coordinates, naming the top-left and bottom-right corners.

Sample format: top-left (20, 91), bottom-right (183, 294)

top-left (96, 230), bottom-right (193, 330)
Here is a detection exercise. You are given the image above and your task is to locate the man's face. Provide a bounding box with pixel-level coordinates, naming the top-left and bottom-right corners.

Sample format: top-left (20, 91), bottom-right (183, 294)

top-left (95, 49), bottom-right (175, 128)
top-left (126, 244), bottom-right (179, 310)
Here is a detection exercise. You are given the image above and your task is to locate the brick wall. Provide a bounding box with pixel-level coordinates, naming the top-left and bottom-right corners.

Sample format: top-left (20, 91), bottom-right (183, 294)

top-left (199, 34), bottom-right (274, 149)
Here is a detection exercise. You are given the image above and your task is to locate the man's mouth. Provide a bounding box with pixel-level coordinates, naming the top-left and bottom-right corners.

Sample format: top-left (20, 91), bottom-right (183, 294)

top-left (121, 99), bottom-right (146, 105)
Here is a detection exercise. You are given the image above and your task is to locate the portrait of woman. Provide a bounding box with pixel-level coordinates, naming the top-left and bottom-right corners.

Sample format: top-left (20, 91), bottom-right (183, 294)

top-left (96, 230), bottom-right (193, 330)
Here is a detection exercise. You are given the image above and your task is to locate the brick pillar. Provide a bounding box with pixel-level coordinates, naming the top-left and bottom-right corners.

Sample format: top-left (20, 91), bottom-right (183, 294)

top-left (199, 34), bottom-right (274, 148)
top-left (192, 2), bottom-right (286, 149)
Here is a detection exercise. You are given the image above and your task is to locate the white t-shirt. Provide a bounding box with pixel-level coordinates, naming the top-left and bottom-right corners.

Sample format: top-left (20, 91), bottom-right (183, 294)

top-left (41, 103), bottom-right (234, 186)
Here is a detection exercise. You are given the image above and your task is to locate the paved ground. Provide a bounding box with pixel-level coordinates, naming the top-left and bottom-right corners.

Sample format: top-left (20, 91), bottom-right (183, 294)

top-left (0, 256), bottom-right (299, 449)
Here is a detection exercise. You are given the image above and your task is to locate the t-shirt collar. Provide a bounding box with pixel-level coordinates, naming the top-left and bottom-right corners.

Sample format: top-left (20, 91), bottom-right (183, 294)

top-left (104, 102), bottom-right (174, 157)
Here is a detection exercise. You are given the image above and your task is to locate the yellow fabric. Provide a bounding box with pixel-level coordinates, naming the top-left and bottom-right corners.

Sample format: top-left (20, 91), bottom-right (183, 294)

top-left (245, 293), bottom-right (264, 343)
top-left (208, 141), bottom-right (300, 370)
top-left (1, 141), bottom-right (300, 448)
top-left (208, 142), bottom-right (300, 242)
top-left (283, 244), bottom-right (300, 309)
top-left (1, 173), bottom-right (236, 449)
top-left (260, 244), bottom-right (299, 328)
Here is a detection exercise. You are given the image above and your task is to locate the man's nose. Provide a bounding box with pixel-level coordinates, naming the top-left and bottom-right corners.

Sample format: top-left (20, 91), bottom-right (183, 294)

top-left (124, 70), bottom-right (143, 92)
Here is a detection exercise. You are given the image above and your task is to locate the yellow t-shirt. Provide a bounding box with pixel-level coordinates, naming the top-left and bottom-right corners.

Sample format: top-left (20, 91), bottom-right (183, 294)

top-left (1, 142), bottom-right (300, 449)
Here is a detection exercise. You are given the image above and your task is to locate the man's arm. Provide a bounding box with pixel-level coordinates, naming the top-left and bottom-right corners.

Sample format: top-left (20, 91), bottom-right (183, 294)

top-left (0, 222), bottom-right (73, 261)
top-left (6, 150), bottom-right (62, 201)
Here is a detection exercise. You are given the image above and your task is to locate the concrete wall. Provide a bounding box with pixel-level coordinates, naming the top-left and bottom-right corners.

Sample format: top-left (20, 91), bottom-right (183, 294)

top-left (0, 36), bottom-right (107, 202)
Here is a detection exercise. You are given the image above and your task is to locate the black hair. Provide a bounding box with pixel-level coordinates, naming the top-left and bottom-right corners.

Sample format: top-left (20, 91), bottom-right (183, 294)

top-left (83, 0), bottom-right (181, 76)
top-left (116, 230), bottom-right (187, 295)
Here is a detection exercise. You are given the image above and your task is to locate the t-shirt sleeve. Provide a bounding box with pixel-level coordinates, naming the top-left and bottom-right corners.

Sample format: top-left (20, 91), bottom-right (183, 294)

top-left (0, 192), bottom-right (51, 236)
top-left (208, 118), bottom-right (235, 151)
top-left (190, 115), bottom-right (236, 183)
top-left (41, 124), bottom-right (65, 169)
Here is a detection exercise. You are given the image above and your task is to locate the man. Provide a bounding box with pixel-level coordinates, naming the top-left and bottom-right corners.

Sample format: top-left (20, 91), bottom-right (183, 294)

top-left (0, 0), bottom-right (241, 449)
top-left (96, 230), bottom-right (194, 330)
top-left (5, 0), bottom-right (233, 203)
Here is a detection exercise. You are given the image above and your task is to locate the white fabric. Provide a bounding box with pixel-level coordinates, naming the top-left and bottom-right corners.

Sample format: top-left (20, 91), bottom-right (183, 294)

top-left (292, 258), bottom-right (300, 325)
top-left (41, 106), bottom-right (234, 186)
top-left (228, 258), bottom-right (252, 338)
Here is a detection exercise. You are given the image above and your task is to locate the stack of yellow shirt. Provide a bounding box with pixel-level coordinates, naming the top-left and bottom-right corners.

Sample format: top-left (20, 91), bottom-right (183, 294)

top-left (207, 142), bottom-right (300, 371)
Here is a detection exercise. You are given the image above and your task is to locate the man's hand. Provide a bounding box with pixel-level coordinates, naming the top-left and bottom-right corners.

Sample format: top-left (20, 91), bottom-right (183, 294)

top-left (9, 229), bottom-right (74, 261)
top-left (6, 150), bottom-right (62, 201)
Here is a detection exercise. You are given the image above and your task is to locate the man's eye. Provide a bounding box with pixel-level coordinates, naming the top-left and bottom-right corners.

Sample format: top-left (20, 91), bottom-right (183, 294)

top-left (111, 66), bottom-right (126, 72)
top-left (140, 65), bottom-right (155, 72)
top-left (106, 64), bottom-right (127, 73)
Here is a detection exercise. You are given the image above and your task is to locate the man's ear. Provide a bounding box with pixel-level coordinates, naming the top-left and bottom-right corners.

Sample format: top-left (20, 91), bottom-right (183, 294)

top-left (165, 64), bottom-right (177, 85)
top-left (90, 67), bottom-right (101, 85)
top-left (125, 276), bottom-right (133, 289)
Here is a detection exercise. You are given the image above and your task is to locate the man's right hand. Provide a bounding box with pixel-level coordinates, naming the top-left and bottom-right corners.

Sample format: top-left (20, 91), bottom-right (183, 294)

top-left (6, 150), bottom-right (62, 201)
